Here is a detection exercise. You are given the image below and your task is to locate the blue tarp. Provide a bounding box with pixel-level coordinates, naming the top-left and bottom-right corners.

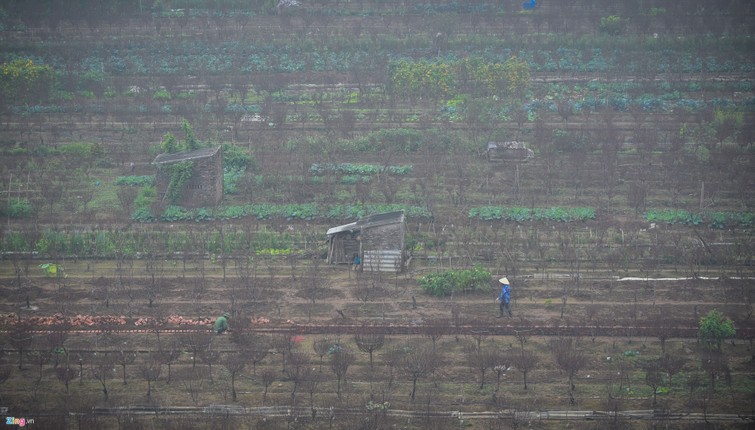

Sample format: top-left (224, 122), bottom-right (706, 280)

top-left (523, 0), bottom-right (537, 10)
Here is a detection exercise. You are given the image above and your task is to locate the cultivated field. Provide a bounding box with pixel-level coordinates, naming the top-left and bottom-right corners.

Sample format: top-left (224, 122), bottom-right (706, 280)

top-left (1, 1), bottom-right (754, 428)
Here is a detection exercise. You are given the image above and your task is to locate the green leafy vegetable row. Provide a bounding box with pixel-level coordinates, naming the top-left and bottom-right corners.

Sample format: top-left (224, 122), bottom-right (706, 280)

top-left (468, 206), bottom-right (596, 222)
top-left (2, 227), bottom-right (305, 257)
top-left (644, 209), bottom-right (754, 228)
top-left (134, 203), bottom-right (431, 223)
top-left (309, 163), bottom-right (413, 176)
top-left (114, 176), bottom-right (155, 187)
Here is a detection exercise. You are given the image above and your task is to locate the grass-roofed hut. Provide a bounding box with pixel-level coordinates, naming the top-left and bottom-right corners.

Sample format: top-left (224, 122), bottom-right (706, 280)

top-left (153, 146), bottom-right (223, 208)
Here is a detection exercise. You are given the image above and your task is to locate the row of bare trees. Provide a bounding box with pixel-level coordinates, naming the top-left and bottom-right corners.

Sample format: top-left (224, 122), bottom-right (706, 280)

top-left (0, 320), bottom-right (743, 424)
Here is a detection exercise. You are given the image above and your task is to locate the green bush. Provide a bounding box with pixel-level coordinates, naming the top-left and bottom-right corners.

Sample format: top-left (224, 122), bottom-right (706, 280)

top-left (419, 265), bottom-right (492, 297)
top-left (224, 167), bottom-right (245, 194)
top-left (599, 15), bottom-right (625, 35)
top-left (341, 175), bottom-right (370, 185)
top-left (1, 231), bottom-right (31, 252)
top-left (153, 88), bottom-right (172, 100)
top-left (4, 198), bottom-right (33, 218)
top-left (164, 161), bottom-right (193, 204)
top-left (131, 207), bottom-right (155, 222)
top-left (134, 186), bottom-right (157, 210)
top-left (222, 143), bottom-right (255, 170)
top-left (114, 176), bottom-right (155, 187)
top-left (161, 205), bottom-right (193, 222)
top-left (698, 309), bottom-right (735, 351)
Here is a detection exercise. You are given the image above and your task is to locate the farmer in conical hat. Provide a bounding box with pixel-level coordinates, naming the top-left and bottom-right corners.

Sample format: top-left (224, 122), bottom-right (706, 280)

top-left (496, 277), bottom-right (512, 318)
top-left (215, 312), bottom-right (230, 334)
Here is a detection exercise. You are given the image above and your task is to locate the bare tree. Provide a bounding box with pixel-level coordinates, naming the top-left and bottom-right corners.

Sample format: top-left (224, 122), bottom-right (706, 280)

top-left (46, 327), bottom-right (69, 369)
top-left (55, 365), bottom-right (77, 392)
top-left (699, 348), bottom-right (730, 391)
top-left (158, 343), bottom-right (181, 384)
top-left (510, 348), bottom-right (538, 390)
top-left (643, 359), bottom-right (664, 407)
top-left (90, 352), bottom-right (114, 401)
top-left (285, 350), bottom-right (309, 400)
top-left (222, 351), bottom-right (246, 401)
top-left (383, 347), bottom-right (404, 388)
top-left (424, 319), bottom-right (448, 353)
top-left (271, 334), bottom-right (295, 372)
top-left (400, 344), bottom-right (439, 402)
top-left (139, 353), bottom-right (162, 398)
top-left (354, 332), bottom-right (385, 369)
top-left (260, 368), bottom-right (276, 403)
top-left (330, 348), bottom-right (355, 400)
top-left (464, 342), bottom-right (496, 390)
top-left (182, 373), bottom-right (205, 407)
top-left (198, 349), bottom-right (221, 384)
top-left (489, 350), bottom-right (511, 394)
top-left (0, 362), bottom-right (10, 405)
top-left (301, 268), bottom-right (324, 322)
top-left (650, 308), bottom-right (675, 355)
top-left (27, 346), bottom-right (51, 401)
top-left (115, 349), bottom-right (137, 385)
top-left (550, 338), bottom-right (588, 405)
top-left (451, 304), bottom-right (465, 334)
top-left (301, 366), bottom-right (322, 408)
top-left (312, 336), bottom-right (334, 372)
top-left (180, 331), bottom-right (212, 370)
top-left (9, 320), bottom-right (33, 370)
top-left (230, 325), bottom-right (271, 371)
top-left (353, 278), bottom-right (380, 304)
top-left (659, 352), bottom-right (686, 383)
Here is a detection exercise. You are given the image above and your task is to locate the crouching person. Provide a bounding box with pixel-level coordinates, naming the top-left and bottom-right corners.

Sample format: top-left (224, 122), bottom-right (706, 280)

top-left (215, 312), bottom-right (230, 334)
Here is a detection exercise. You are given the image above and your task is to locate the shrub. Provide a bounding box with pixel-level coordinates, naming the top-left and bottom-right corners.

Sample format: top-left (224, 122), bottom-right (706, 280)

top-left (224, 167), bottom-right (245, 194)
top-left (419, 265), bottom-right (492, 297)
top-left (161, 205), bottom-right (193, 222)
top-left (134, 186), bottom-right (157, 210)
top-left (153, 88), bottom-right (172, 100)
top-left (222, 143), bottom-right (255, 170)
top-left (698, 309), bottom-right (735, 351)
top-left (114, 176), bottom-right (155, 187)
top-left (131, 207), bottom-right (155, 222)
top-left (4, 198), bottom-right (33, 218)
top-left (599, 15), bottom-right (625, 35)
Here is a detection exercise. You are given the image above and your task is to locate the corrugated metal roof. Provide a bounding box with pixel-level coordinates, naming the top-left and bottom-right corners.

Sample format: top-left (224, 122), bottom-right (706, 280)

top-left (153, 146), bottom-right (221, 165)
top-left (358, 210), bottom-right (404, 229)
top-left (326, 221), bottom-right (358, 236)
top-left (487, 141), bottom-right (528, 150)
top-left (326, 211), bottom-right (405, 236)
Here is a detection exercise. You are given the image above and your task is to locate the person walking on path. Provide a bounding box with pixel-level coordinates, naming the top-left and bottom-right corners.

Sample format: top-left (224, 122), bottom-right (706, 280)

top-left (496, 277), bottom-right (512, 318)
top-left (214, 312), bottom-right (230, 334)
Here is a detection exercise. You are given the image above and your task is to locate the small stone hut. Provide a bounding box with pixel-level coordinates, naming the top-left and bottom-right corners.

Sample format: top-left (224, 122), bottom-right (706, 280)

top-left (486, 141), bottom-right (534, 162)
top-left (326, 211), bottom-right (406, 272)
top-left (153, 146), bottom-right (223, 208)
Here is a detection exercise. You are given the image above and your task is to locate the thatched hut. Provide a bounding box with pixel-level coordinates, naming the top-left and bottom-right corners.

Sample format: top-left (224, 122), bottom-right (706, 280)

top-left (326, 211), bottom-right (406, 272)
top-left (153, 146), bottom-right (223, 208)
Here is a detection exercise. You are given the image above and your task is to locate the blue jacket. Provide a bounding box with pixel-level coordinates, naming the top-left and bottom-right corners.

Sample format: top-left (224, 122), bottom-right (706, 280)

top-left (498, 283), bottom-right (510, 303)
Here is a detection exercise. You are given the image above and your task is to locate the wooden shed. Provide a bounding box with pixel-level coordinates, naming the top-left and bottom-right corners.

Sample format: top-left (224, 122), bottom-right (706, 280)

top-left (326, 211), bottom-right (406, 272)
top-left (153, 146), bottom-right (223, 208)
top-left (486, 141), bottom-right (534, 162)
